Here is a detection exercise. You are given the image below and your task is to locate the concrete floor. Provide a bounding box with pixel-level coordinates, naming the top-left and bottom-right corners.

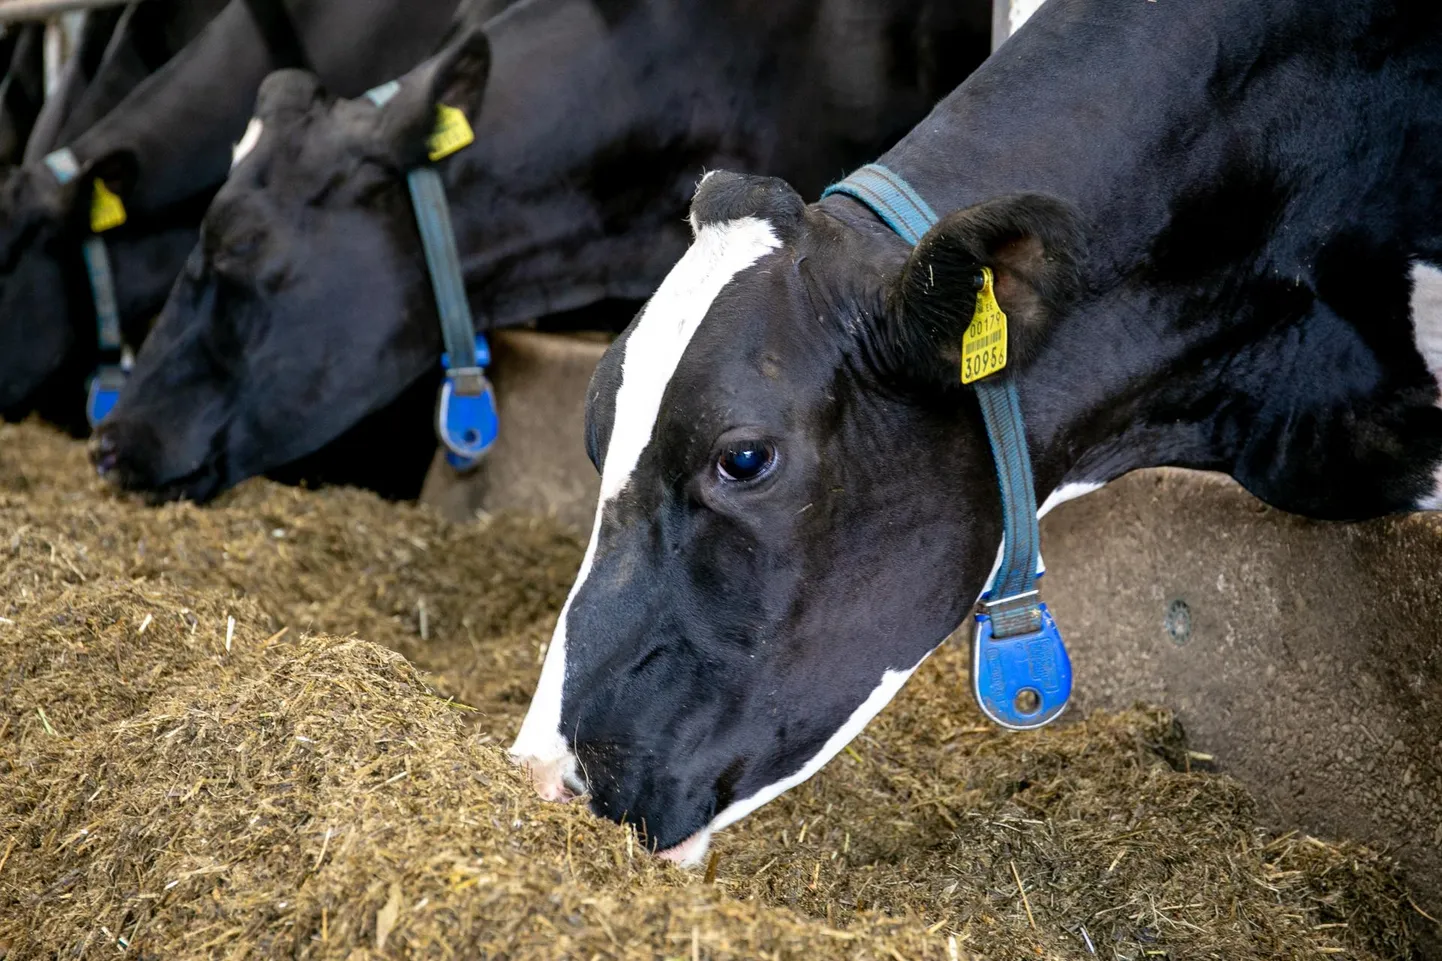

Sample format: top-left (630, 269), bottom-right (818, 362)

top-left (425, 333), bottom-right (1442, 952)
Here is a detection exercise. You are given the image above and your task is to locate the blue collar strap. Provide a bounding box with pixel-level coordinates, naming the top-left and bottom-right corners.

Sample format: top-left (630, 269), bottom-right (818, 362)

top-left (43, 148), bottom-right (130, 428)
top-left (366, 82), bottom-right (498, 471)
top-left (822, 163), bottom-right (1072, 731)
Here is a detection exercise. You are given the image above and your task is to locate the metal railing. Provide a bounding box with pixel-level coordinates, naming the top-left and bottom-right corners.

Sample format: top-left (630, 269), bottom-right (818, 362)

top-left (0, 0), bottom-right (139, 24)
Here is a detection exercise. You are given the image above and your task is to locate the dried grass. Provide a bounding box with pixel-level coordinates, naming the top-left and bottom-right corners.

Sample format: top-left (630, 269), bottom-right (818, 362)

top-left (0, 420), bottom-right (1425, 959)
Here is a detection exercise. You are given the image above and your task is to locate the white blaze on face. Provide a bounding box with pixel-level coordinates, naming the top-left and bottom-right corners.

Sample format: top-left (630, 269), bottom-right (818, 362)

top-left (231, 118), bottom-right (264, 170)
top-left (1408, 261), bottom-right (1442, 509)
top-left (510, 215), bottom-right (782, 783)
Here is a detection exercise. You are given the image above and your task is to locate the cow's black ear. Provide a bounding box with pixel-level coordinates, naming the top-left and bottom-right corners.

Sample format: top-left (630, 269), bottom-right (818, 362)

top-left (82, 149), bottom-right (139, 198)
top-left (424, 20), bottom-right (491, 110)
top-left (58, 148), bottom-right (140, 227)
top-left (253, 68), bottom-right (327, 120)
top-left (887, 193), bottom-right (1085, 385)
top-left (376, 24), bottom-right (491, 166)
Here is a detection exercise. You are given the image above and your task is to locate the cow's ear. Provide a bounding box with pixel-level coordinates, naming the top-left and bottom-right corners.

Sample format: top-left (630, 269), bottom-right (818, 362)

top-left (887, 194), bottom-right (1085, 386)
top-left (54, 148), bottom-right (140, 228)
top-left (376, 24), bottom-right (491, 166)
top-left (253, 68), bottom-right (327, 120)
top-left (82, 149), bottom-right (140, 199)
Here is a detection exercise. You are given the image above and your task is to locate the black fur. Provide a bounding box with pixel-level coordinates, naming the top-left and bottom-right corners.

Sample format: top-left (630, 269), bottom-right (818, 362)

top-left (889, 193), bottom-right (1086, 387)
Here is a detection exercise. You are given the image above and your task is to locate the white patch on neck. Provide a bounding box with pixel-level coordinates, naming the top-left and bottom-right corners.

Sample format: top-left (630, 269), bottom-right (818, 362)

top-left (1038, 480), bottom-right (1105, 518)
top-left (510, 216), bottom-right (781, 770)
top-left (231, 118), bottom-right (263, 170)
top-left (1408, 262), bottom-right (1442, 509)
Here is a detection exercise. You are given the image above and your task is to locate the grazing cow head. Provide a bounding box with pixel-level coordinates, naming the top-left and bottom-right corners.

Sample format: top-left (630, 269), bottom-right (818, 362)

top-left (511, 171), bottom-right (1086, 861)
top-left (89, 29), bottom-right (492, 500)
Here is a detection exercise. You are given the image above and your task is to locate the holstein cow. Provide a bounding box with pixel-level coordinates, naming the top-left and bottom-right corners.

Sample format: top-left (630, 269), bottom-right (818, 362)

top-left (88, 0), bottom-right (991, 502)
top-left (509, 0), bottom-right (1442, 862)
top-left (23, 0), bottom-right (230, 165)
top-left (0, 0), bottom-right (464, 434)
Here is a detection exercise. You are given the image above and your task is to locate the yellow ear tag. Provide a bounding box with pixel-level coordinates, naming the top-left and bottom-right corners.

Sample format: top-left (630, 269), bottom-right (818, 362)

top-left (427, 104), bottom-right (475, 162)
top-left (961, 266), bottom-right (1008, 385)
top-left (90, 180), bottom-right (127, 233)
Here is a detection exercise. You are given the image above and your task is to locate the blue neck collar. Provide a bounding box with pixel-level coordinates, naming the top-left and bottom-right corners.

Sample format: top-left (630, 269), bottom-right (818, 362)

top-left (823, 164), bottom-right (1072, 730)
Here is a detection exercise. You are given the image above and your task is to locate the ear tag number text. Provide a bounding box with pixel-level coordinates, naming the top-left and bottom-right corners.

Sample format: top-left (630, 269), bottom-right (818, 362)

top-left (961, 266), bottom-right (1007, 385)
top-left (428, 104), bottom-right (475, 162)
top-left (91, 181), bottom-right (127, 233)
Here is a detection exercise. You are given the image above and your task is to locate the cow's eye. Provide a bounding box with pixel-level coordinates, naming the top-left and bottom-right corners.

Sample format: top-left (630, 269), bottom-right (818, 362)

top-left (717, 442), bottom-right (777, 483)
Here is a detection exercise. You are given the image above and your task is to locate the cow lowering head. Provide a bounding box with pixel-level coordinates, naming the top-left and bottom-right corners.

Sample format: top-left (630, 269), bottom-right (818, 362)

top-left (510, 171), bottom-right (1085, 861)
top-left (88, 29), bottom-right (493, 500)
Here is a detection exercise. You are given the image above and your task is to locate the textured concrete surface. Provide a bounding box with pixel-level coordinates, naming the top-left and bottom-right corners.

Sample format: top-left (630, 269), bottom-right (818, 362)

top-left (420, 330), bottom-right (605, 531)
top-left (1041, 470), bottom-right (1442, 948)
top-left (423, 336), bottom-right (1442, 947)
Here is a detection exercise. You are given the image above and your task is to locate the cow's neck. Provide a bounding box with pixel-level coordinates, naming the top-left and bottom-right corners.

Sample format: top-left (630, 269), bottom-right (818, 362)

top-left (69, 0), bottom-right (458, 218)
top-left (874, 0), bottom-right (1442, 518)
top-left (438, 0), bottom-right (744, 328)
top-left (440, 0), bottom-right (986, 330)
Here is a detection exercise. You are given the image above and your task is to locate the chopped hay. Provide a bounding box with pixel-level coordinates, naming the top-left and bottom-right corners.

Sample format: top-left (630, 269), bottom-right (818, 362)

top-left (0, 420), bottom-right (1427, 959)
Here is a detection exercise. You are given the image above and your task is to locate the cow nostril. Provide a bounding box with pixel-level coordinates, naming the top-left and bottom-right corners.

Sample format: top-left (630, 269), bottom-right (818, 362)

top-left (562, 770), bottom-right (589, 798)
top-left (89, 431), bottom-right (120, 475)
top-left (516, 754), bottom-right (584, 804)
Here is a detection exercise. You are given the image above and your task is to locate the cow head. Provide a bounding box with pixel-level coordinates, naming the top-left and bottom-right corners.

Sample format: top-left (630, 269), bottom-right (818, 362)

top-left (89, 27), bottom-right (492, 500)
top-left (511, 171), bottom-right (1085, 861)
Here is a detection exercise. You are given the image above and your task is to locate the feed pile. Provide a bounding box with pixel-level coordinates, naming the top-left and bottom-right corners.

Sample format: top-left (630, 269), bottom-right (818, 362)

top-left (0, 421), bottom-right (1425, 959)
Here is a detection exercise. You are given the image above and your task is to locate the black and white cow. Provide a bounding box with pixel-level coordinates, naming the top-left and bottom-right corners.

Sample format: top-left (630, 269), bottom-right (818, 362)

top-left (87, 0), bottom-right (991, 502)
top-left (0, 0), bottom-right (463, 432)
top-left (510, 0), bottom-right (1442, 861)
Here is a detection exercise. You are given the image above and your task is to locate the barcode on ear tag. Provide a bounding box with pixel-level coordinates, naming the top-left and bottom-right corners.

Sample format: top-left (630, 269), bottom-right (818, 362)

top-left (428, 104), bottom-right (475, 162)
top-left (961, 266), bottom-right (1008, 385)
top-left (91, 180), bottom-right (127, 233)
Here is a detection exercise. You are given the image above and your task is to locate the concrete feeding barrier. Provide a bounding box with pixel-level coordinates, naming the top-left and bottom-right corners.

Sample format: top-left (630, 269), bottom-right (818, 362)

top-left (428, 332), bottom-right (1442, 938)
top-left (1043, 470), bottom-right (1442, 930)
top-left (421, 330), bottom-right (606, 533)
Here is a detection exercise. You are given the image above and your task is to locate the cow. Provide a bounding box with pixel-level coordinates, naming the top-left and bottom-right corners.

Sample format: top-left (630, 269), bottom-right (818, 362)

top-left (87, 0), bottom-right (992, 503)
top-left (506, 0), bottom-right (1442, 864)
top-left (22, 0), bottom-right (230, 165)
top-left (0, 0), bottom-right (464, 436)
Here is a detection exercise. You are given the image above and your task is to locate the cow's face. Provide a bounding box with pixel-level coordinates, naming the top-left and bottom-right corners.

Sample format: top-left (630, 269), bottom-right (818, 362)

top-left (0, 163), bottom-right (81, 412)
top-left (512, 172), bottom-right (1085, 860)
top-left (90, 31), bottom-right (491, 499)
